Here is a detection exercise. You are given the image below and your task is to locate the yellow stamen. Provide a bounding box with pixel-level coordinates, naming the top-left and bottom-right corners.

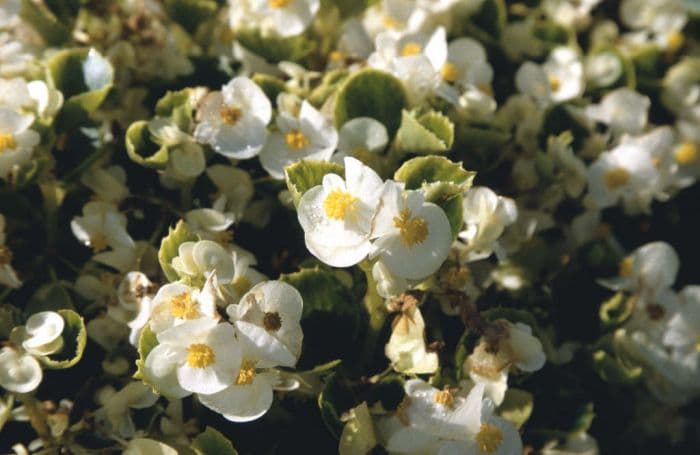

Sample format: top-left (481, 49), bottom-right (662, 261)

top-left (170, 292), bottom-right (199, 320)
top-left (284, 130), bottom-right (309, 150)
top-left (400, 42), bottom-right (422, 57)
top-left (323, 189), bottom-right (357, 221)
top-left (695, 340), bottom-right (700, 352)
top-left (90, 233), bottom-right (109, 253)
top-left (269, 0), bottom-right (290, 8)
top-left (604, 167), bottom-right (630, 190)
top-left (441, 63), bottom-right (459, 83)
top-left (235, 359), bottom-right (257, 385)
top-left (220, 106), bottom-right (243, 125)
top-left (433, 388), bottom-right (455, 409)
top-left (383, 16), bottom-right (399, 29)
top-left (674, 142), bottom-right (697, 165)
top-left (618, 256), bottom-right (634, 277)
top-left (548, 74), bottom-right (561, 92)
top-left (329, 51), bottom-right (344, 62)
top-left (393, 208), bottom-right (429, 247)
top-left (475, 423), bottom-right (504, 453)
top-left (0, 133), bottom-right (16, 152)
top-left (666, 31), bottom-right (684, 53)
top-left (263, 311), bottom-right (282, 332)
top-left (186, 343), bottom-right (215, 368)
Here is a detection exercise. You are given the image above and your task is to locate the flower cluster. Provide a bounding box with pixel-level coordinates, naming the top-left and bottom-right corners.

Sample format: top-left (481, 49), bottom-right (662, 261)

top-left (0, 0), bottom-right (699, 453)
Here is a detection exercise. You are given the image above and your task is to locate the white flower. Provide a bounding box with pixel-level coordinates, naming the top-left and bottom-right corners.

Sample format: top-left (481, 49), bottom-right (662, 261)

top-left (26, 80), bottom-right (63, 119)
top-left (663, 286), bottom-right (700, 365)
top-left (148, 279), bottom-right (218, 334)
top-left (227, 280), bottom-right (303, 368)
top-left (620, 0), bottom-right (687, 51)
top-left (368, 28), bottom-right (446, 104)
top-left (0, 347), bottom-right (42, 393)
top-left (80, 166), bottom-right (129, 204)
top-left (586, 141), bottom-right (659, 213)
top-left (459, 187), bottom-right (518, 262)
top-left (334, 117), bottom-right (389, 163)
top-left (383, 380), bottom-right (522, 454)
top-left (260, 100), bottom-right (338, 179)
top-left (224, 250), bottom-right (267, 303)
top-left (436, 37), bottom-right (494, 107)
top-left (584, 52), bottom-right (623, 88)
top-left (371, 182), bottom-right (452, 280)
top-left (184, 197), bottom-right (236, 241)
top-left (171, 239), bottom-right (236, 284)
top-left (543, 0), bottom-right (602, 28)
top-left (515, 47), bottom-right (584, 106)
top-left (206, 164), bottom-right (254, 220)
top-left (297, 157), bottom-right (384, 267)
top-left (194, 76), bottom-right (272, 159)
top-left (372, 259), bottom-right (409, 298)
top-left (599, 241), bottom-right (679, 300)
top-left (385, 303), bottom-right (438, 374)
top-left (21, 311), bottom-right (65, 357)
top-left (0, 78), bottom-right (32, 110)
top-left (70, 202), bottom-right (136, 254)
top-left (585, 88), bottom-right (650, 135)
top-left (197, 337), bottom-right (278, 422)
top-left (95, 382), bottom-right (158, 438)
top-left (144, 318), bottom-right (242, 396)
top-left (248, 0), bottom-right (320, 38)
top-left (0, 108), bottom-right (39, 180)
top-left (149, 118), bottom-right (206, 181)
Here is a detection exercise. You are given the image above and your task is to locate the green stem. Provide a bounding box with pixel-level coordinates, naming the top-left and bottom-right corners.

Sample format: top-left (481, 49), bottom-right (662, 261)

top-left (179, 181), bottom-right (194, 211)
top-left (19, 394), bottom-right (52, 444)
top-left (359, 261), bottom-right (388, 368)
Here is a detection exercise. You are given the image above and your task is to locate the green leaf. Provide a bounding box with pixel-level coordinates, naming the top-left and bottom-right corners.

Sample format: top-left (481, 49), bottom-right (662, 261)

top-left (133, 325), bottom-right (159, 381)
top-left (0, 394), bottom-right (13, 432)
top-left (394, 110), bottom-right (454, 155)
top-left (532, 19), bottom-right (572, 48)
top-left (599, 292), bottom-right (634, 329)
top-left (498, 388), bottom-right (534, 429)
top-left (236, 29), bottom-right (315, 63)
top-left (0, 304), bottom-right (22, 339)
top-left (155, 88), bottom-right (198, 132)
top-left (592, 349), bottom-right (642, 385)
top-left (164, 0), bottom-right (218, 34)
top-left (125, 121), bottom-right (170, 170)
top-left (251, 74), bottom-right (287, 107)
top-left (26, 282), bottom-right (75, 315)
top-left (470, 0), bottom-right (506, 39)
top-left (158, 220), bottom-right (198, 282)
top-left (318, 373), bottom-right (356, 439)
top-left (281, 267), bottom-right (365, 369)
top-left (334, 69), bottom-right (408, 136)
top-left (394, 156), bottom-right (475, 190)
top-left (308, 69), bottom-right (349, 107)
top-left (338, 402), bottom-right (377, 455)
top-left (191, 427), bottom-right (238, 455)
top-left (20, 0), bottom-right (71, 45)
top-left (47, 48), bottom-right (113, 116)
top-left (422, 182), bottom-right (464, 239)
top-left (284, 160), bottom-right (344, 207)
top-left (38, 309), bottom-right (86, 369)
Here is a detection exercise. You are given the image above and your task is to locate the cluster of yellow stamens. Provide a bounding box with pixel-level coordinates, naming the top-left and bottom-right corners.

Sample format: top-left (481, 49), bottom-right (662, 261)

top-left (324, 189), bottom-right (358, 221)
top-left (433, 387), bottom-right (455, 409)
top-left (393, 209), bottom-right (429, 247)
top-left (475, 423), bottom-right (504, 453)
top-left (220, 106), bottom-right (243, 125)
top-left (186, 343), bottom-right (215, 368)
top-left (400, 42), bottom-right (422, 57)
top-left (604, 167), bottom-right (630, 190)
top-left (235, 359), bottom-right (257, 385)
top-left (170, 292), bottom-right (200, 320)
top-left (285, 130), bottom-right (309, 150)
top-left (674, 142), bottom-right (697, 165)
top-left (0, 134), bottom-right (16, 152)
